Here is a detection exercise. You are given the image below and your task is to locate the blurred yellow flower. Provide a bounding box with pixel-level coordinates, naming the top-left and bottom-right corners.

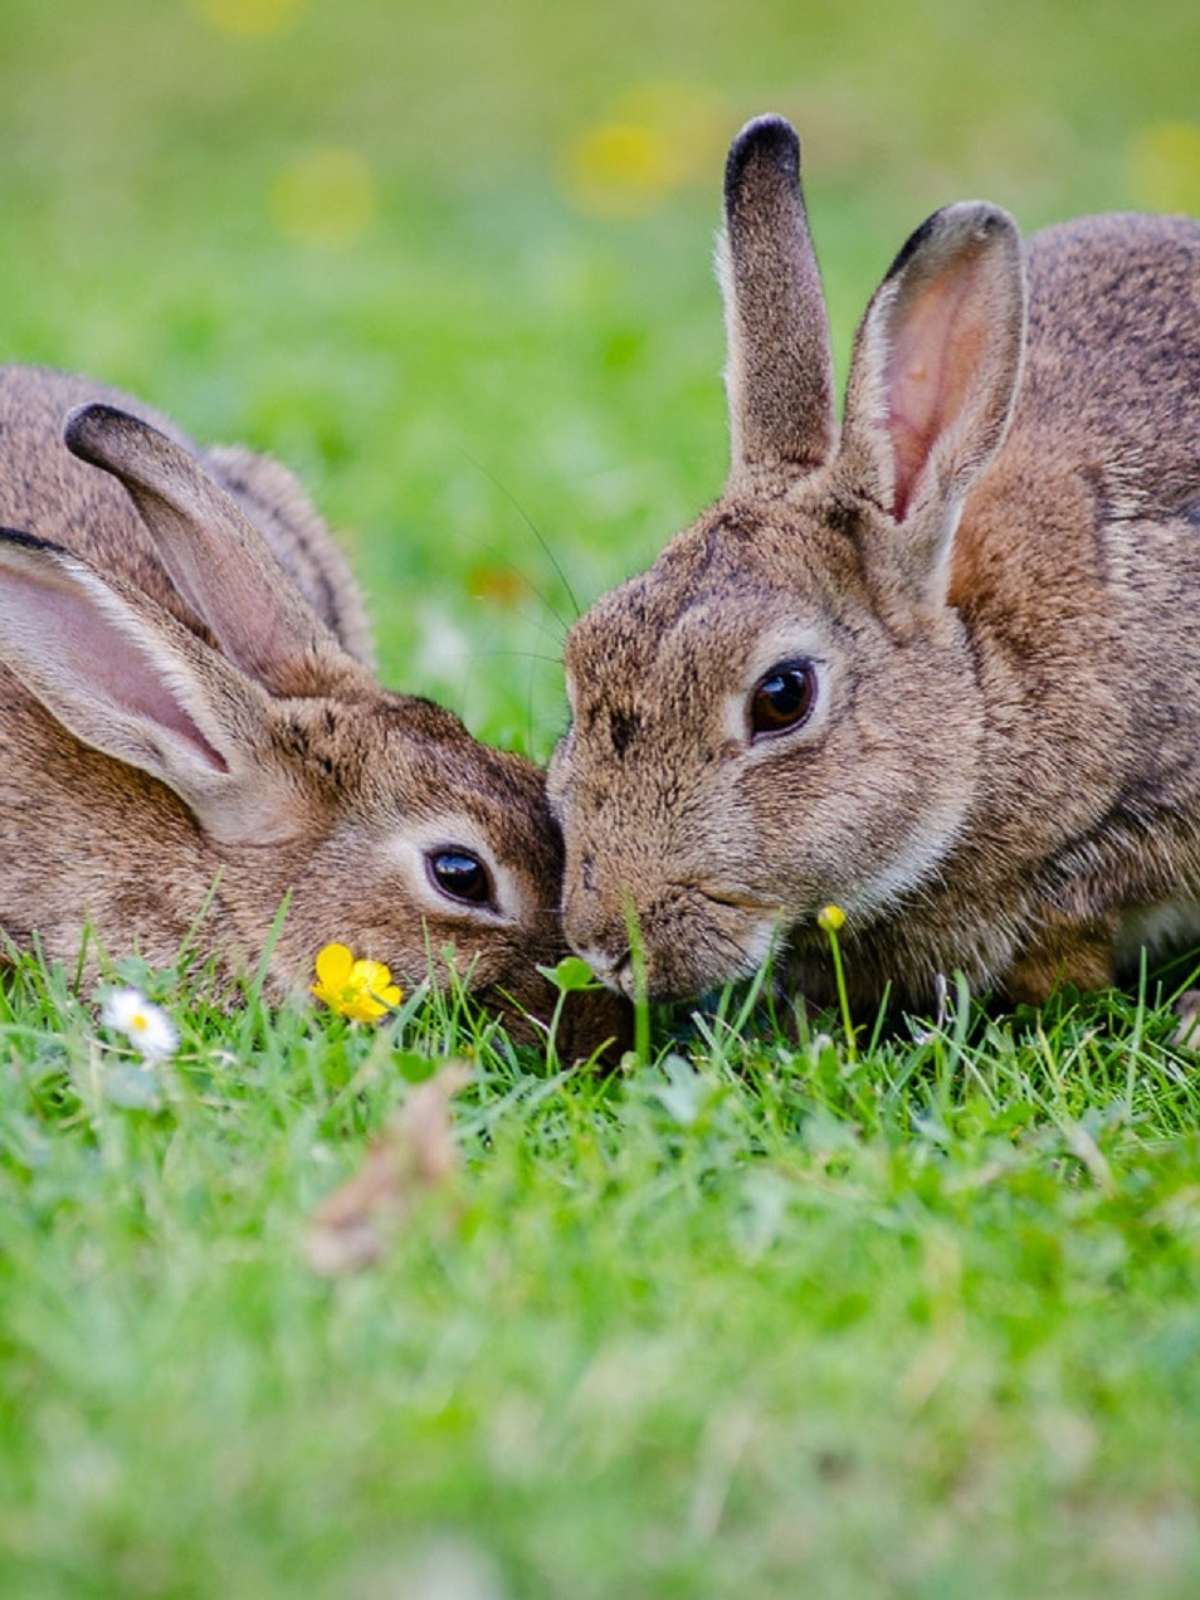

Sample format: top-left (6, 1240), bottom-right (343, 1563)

top-left (1128, 121), bottom-right (1200, 214)
top-left (194, 0), bottom-right (303, 38)
top-left (817, 904), bottom-right (846, 934)
top-left (562, 122), bottom-right (681, 218)
top-left (560, 80), bottom-right (726, 219)
top-left (271, 147), bottom-right (376, 249)
top-left (312, 943), bottom-right (402, 1023)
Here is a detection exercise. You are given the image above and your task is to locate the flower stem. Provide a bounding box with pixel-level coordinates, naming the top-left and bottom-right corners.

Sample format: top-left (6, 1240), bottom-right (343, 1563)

top-left (825, 925), bottom-right (857, 1064)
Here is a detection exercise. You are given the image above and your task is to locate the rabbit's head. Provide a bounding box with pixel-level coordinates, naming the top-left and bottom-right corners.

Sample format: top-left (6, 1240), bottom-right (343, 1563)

top-left (549, 116), bottom-right (1027, 999)
top-left (0, 405), bottom-right (625, 1055)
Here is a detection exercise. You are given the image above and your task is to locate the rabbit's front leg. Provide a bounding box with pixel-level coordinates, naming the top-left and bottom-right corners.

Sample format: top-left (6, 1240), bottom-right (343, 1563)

top-left (1001, 908), bottom-right (1120, 1006)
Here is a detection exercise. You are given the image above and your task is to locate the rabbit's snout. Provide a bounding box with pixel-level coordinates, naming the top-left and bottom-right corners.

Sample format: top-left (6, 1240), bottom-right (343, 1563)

top-left (571, 936), bottom-right (634, 996)
top-left (565, 874), bottom-right (782, 1002)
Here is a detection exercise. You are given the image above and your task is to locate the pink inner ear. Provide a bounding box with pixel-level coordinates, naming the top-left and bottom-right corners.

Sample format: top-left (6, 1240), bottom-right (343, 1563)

top-left (884, 255), bottom-right (988, 521)
top-left (12, 572), bottom-right (228, 772)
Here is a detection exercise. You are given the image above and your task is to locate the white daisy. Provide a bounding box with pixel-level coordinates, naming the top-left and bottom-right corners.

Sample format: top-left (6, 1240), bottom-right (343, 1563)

top-left (101, 988), bottom-right (178, 1063)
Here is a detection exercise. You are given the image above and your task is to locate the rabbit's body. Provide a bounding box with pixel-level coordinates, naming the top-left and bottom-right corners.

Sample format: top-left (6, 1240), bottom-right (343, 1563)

top-left (550, 117), bottom-right (1200, 1009)
top-left (935, 213), bottom-right (1200, 1001)
top-left (819, 212), bottom-right (1200, 1006)
top-left (0, 367), bottom-right (624, 1055)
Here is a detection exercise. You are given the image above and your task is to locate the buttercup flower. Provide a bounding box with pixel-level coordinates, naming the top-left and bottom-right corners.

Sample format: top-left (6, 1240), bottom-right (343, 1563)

top-left (817, 904), bottom-right (846, 933)
top-left (101, 988), bottom-right (178, 1062)
top-left (312, 943), bottom-right (402, 1023)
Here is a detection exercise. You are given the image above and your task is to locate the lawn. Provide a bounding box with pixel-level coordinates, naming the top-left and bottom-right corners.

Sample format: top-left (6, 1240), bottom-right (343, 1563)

top-left (2, 1), bottom-right (1200, 1595)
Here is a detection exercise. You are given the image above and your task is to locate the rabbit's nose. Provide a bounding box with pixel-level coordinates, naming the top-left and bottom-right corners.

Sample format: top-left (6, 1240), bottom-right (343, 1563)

top-left (563, 893), bottom-right (633, 993)
top-left (572, 940), bottom-right (633, 996)
top-left (564, 872), bottom-right (651, 994)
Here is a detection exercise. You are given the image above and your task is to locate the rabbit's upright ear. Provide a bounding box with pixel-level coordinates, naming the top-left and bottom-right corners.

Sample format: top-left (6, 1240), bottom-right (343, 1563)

top-left (0, 530), bottom-right (303, 843)
top-left (839, 203), bottom-right (1026, 601)
top-left (63, 405), bottom-right (367, 700)
top-left (719, 115), bottom-right (836, 486)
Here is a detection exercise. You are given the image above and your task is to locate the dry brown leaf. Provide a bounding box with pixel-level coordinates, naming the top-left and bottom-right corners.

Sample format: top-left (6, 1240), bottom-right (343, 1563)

top-left (306, 1061), bottom-right (471, 1276)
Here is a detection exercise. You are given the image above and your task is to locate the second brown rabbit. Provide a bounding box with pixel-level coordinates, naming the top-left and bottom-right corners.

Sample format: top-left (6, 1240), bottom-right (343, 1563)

top-left (0, 366), bottom-right (626, 1058)
top-left (549, 115), bottom-right (1200, 1011)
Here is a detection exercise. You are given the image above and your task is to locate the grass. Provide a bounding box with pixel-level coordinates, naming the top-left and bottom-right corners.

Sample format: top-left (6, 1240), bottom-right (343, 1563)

top-left (2, 0), bottom-right (1200, 1594)
top-left (5, 956), bottom-right (1200, 1597)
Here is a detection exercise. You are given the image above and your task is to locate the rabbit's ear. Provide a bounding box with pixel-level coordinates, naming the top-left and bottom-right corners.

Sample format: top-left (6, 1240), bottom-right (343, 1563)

top-left (0, 530), bottom-right (302, 844)
top-left (719, 115), bottom-right (836, 485)
top-left (839, 203), bottom-right (1025, 598)
top-left (63, 404), bottom-right (364, 699)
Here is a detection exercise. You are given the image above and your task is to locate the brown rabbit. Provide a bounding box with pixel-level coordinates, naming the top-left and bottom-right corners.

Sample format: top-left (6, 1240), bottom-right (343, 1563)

top-left (548, 114), bottom-right (1200, 1012)
top-left (0, 367), bottom-right (625, 1057)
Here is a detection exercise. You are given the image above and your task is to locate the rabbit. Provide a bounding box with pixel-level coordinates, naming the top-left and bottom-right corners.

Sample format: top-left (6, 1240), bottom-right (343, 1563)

top-left (547, 113), bottom-right (1200, 1014)
top-left (0, 366), bottom-right (627, 1057)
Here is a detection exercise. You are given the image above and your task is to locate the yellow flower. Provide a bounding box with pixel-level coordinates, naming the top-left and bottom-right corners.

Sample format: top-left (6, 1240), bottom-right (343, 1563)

top-left (817, 904), bottom-right (846, 934)
top-left (312, 943), bottom-right (401, 1023)
top-left (560, 122), bottom-right (683, 219)
top-left (559, 81), bottom-right (727, 219)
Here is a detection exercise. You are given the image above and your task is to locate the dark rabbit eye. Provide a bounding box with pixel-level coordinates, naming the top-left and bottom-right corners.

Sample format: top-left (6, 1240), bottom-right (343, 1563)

top-left (749, 659), bottom-right (817, 739)
top-left (427, 848), bottom-right (494, 907)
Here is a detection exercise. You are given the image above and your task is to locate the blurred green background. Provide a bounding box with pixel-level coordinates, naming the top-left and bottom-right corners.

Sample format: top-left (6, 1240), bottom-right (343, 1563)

top-left (4, 8), bottom-right (1200, 1599)
top-left (2, 0), bottom-right (1198, 758)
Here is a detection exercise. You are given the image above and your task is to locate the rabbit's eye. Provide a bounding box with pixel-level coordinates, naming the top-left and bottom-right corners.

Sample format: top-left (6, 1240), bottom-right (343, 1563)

top-left (749, 659), bottom-right (817, 739)
top-left (427, 848), bottom-right (494, 908)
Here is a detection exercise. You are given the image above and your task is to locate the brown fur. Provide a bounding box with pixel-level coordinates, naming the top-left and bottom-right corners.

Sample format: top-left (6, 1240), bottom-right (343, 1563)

top-left (549, 115), bottom-right (1200, 1009)
top-left (0, 366), bottom-right (626, 1056)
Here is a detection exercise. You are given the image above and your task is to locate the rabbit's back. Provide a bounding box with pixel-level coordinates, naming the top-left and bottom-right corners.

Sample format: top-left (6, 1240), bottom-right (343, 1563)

top-left (997, 214), bottom-right (1200, 524)
top-left (0, 372), bottom-right (216, 954)
top-left (0, 367), bottom-right (356, 964)
top-left (952, 214), bottom-right (1200, 652)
